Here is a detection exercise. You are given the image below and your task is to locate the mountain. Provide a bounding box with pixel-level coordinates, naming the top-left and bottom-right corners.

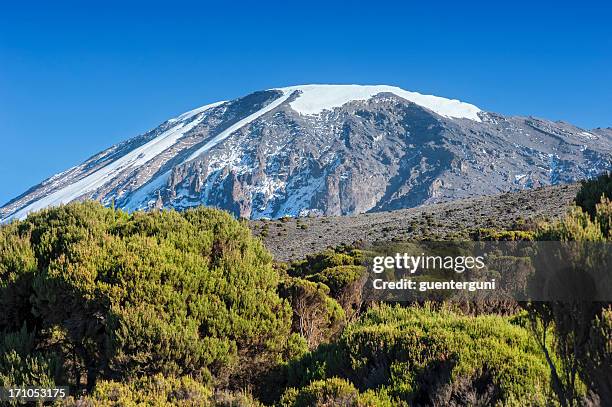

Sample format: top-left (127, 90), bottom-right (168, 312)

top-left (1, 84), bottom-right (611, 222)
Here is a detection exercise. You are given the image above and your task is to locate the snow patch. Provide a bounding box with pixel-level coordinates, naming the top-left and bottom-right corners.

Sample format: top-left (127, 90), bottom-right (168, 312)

top-left (276, 84), bottom-right (482, 122)
top-left (185, 91), bottom-right (293, 161)
top-left (4, 106), bottom-right (217, 221)
top-left (168, 101), bottom-right (226, 123)
top-left (122, 91), bottom-right (293, 211)
top-left (578, 131), bottom-right (597, 140)
top-left (514, 174), bottom-right (527, 181)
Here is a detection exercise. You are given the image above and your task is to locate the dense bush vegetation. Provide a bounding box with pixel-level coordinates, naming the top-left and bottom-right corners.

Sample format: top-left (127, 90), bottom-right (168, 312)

top-left (285, 248), bottom-right (368, 325)
top-left (278, 277), bottom-right (345, 349)
top-left (281, 304), bottom-right (551, 406)
top-left (0, 203), bottom-right (292, 396)
top-left (62, 374), bottom-right (213, 406)
top-left (0, 173), bottom-right (610, 405)
top-left (574, 172), bottom-right (611, 219)
top-left (279, 377), bottom-right (392, 407)
top-left (524, 175), bottom-right (612, 406)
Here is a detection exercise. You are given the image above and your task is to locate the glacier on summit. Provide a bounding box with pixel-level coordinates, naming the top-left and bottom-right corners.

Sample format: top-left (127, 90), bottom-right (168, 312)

top-left (277, 85), bottom-right (482, 120)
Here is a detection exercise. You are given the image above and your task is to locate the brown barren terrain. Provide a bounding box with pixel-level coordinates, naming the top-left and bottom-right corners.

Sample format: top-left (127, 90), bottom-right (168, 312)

top-left (251, 184), bottom-right (580, 261)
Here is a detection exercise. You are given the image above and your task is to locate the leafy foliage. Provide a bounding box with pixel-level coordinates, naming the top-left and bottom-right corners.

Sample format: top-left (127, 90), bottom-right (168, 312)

top-left (283, 304), bottom-right (551, 406)
top-left (61, 374), bottom-right (213, 406)
top-left (288, 247), bottom-right (365, 277)
top-left (581, 306), bottom-right (612, 403)
top-left (278, 278), bottom-right (345, 349)
top-left (1, 176), bottom-right (610, 406)
top-left (279, 377), bottom-right (393, 407)
top-left (575, 172), bottom-right (612, 218)
top-left (286, 248), bottom-right (367, 322)
top-left (524, 173), bottom-right (612, 406)
top-left (0, 202), bottom-right (292, 392)
top-left (471, 229), bottom-right (535, 241)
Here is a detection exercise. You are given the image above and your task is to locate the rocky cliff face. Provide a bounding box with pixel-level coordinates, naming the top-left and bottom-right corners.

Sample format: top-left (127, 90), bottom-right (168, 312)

top-left (2, 85), bottom-right (611, 221)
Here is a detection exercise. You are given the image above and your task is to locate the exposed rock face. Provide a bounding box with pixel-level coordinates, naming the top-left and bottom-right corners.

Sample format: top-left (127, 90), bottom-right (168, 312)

top-left (2, 85), bottom-right (611, 221)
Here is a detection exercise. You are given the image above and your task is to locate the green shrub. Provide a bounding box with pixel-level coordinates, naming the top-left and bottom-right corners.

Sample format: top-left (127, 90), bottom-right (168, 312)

top-left (575, 172), bottom-right (612, 218)
top-left (0, 323), bottom-right (63, 394)
top-left (70, 375), bottom-right (262, 406)
top-left (285, 304), bottom-right (551, 406)
top-left (279, 377), bottom-right (393, 407)
top-left (283, 249), bottom-right (367, 330)
top-left (0, 202), bottom-right (292, 391)
top-left (525, 190), bottom-right (612, 405)
top-left (306, 265), bottom-right (366, 319)
top-left (306, 265), bottom-right (365, 298)
top-left (472, 228), bottom-right (535, 241)
top-left (61, 373), bottom-right (212, 406)
top-left (279, 278), bottom-right (345, 349)
top-left (582, 306), bottom-right (612, 402)
top-left (289, 248), bottom-right (364, 277)
top-left (536, 205), bottom-right (606, 241)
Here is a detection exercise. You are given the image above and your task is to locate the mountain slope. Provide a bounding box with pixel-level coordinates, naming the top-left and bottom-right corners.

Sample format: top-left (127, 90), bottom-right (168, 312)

top-left (250, 183), bottom-right (580, 261)
top-left (2, 85), bottom-right (611, 222)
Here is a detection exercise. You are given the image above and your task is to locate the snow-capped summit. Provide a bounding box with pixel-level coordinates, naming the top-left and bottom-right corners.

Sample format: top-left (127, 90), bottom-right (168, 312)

top-left (1, 84), bottom-right (610, 222)
top-left (276, 84), bottom-right (482, 121)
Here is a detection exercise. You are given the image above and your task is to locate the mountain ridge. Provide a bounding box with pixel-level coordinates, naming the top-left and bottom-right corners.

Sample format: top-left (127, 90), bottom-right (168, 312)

top-left (2, 84), bottom-right (611, 222)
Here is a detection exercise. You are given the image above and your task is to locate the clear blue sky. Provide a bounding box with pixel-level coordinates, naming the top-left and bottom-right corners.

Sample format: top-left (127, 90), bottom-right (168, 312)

top-left (1, 1), bottom-right (611, 205)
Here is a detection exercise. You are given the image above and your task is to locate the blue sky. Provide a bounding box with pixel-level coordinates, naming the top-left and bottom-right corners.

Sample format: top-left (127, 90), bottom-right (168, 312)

top-left (1, 0), bottom-right (611, 205)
